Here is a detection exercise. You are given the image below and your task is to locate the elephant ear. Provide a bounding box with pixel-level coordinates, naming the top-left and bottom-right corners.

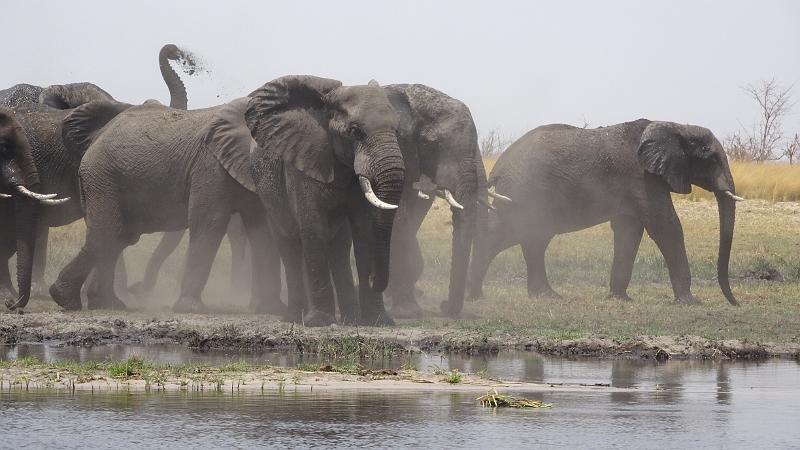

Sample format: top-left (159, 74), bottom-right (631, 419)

top-left (62, 101), bottom-right (132, 155)
top-left (245, 75), bottom-right (342, 183)
top-left (206, 97), bottom-right (257, 192)
top-left (637, 122), bottom-right (690, 194)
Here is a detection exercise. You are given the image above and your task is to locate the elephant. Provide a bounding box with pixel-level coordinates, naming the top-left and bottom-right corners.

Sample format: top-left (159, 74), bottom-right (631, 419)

top-left (0, 84), bottom-right (43, 108)
top-left (0, 108), bottom-right (71, 311)
top-left (49, 89), bottom-right (286, 314)
top-left (381, 84), bottom-right (489, 318)
top-left (467, 119), bottom-right (740, 305)
top-left (245, 76), bottom-right (405, 327)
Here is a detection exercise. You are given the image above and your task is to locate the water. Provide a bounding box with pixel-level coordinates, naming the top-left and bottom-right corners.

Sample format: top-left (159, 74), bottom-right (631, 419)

top-left (1, 344), bottom-right (799, 449)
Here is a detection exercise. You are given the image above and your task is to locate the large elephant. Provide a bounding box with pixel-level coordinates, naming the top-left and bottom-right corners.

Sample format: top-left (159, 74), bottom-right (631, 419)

top-left (0, 108), bottom-right (70, 311)
top-left (381, 84), bottom-right (489, 318)
top-left (49, 90), bottom-right (285, 314)
top-left (468, 120), bottom-right (740, 305)
top-left (245, 76), bottom-right (405, 327)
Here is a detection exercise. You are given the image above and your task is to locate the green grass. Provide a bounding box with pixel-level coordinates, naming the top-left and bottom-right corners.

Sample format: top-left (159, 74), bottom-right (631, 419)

top-left (444, 369), bottom-right (463, 384)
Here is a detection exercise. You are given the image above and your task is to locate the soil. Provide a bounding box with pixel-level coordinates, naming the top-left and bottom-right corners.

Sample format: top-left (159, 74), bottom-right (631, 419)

top-left (2, 309), bottom-right (798, 360)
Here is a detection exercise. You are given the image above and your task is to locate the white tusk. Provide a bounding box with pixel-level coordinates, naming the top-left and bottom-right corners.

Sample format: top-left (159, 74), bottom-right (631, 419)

top-left (723, 190), bottom-right (744, 202)
top-left (417, 191), bottom-right (430, 200)
top-left (358, 176), bottom-right (398, 210)
top-left (0, 193), bottom-right (11, 198)
top-left (39, 197), bottom-right (71, 205)
top-left (15, 185), bottom-right (58, 200)
top-left (488, 191), bottom-right (512, 203)
top-left (443, 189), bottom-right (464, 210)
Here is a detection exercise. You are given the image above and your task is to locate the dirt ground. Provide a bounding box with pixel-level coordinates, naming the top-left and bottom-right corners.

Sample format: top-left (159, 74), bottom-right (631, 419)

top-left (2, 306), bottom-right (797, 360)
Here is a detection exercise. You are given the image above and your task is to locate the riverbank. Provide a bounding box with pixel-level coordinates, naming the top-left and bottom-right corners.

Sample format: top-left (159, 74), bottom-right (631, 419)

top-left (1, 309), bottom-right (798, 359)
top-left (0, 355), bottom-right (627, 394)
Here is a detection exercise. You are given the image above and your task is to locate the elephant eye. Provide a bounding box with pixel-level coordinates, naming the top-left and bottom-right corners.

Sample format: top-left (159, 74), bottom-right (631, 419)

top-left (347, 123), bottom-right (365, 140)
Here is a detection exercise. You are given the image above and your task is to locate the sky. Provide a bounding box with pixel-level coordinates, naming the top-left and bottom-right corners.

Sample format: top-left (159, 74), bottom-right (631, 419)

top-left (2, 0), bottom-right (798, 141)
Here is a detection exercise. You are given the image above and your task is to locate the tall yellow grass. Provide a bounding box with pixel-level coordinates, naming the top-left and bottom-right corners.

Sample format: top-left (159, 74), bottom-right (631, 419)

top-left (483, 158), bottom-right (800, 202)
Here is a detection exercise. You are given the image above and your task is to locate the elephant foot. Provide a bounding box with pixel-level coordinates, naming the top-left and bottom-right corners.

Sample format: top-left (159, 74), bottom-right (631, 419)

top-left (528, 287), bottom-right (562, 300)
top-left (440, 300), bottom-right (462, 318)
top-left (608, 292), bottom-right (634, 302)
top-left (49, 280), bottom-right (83, 311)
top-left (88, 295), bottom-right (128, 311)
top-left (302, 309), bottom-right (337, 327)
top-left (249, 297), bottom-right (288, 316)
top-left (359, 309), bottom-right (394, 327)
top-left (127, 281), bottom-right (154, 298)
top-left (674, 294), bottom-right (701, 305)
top-left (390, 300), bottom-right (423, 320)
top-left (173, 297), bottom-right (208, 314)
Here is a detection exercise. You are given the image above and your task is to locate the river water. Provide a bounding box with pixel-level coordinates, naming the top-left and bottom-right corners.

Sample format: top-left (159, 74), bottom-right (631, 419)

top-left (1, 344), bottom-right (799, 449)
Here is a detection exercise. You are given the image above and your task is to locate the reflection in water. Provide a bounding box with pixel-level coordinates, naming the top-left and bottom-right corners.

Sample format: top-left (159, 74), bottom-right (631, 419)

top-left (1, 344), bottom-right (800, 448)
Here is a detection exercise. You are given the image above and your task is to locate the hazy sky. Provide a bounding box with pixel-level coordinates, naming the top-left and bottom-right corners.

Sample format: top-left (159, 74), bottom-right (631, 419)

top-left (3, 0), bottom-right (798, 140)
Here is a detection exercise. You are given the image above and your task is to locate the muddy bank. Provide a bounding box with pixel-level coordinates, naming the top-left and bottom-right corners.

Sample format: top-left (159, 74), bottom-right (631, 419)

top-left (1, 310), bottom-right (798, 360)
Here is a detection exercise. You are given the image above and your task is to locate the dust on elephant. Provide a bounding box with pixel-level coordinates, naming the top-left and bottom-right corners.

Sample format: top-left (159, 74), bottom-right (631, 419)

top-left (468, 119), bottom-right (740, 305)
top-left (245, 76), bottom-right (405, 327)
top-left (0, 108), bottom-right (70, 311)
top-left (381, 84), bottom-right (490, 318)
top-left (49, 92), bottom-right (284, 314)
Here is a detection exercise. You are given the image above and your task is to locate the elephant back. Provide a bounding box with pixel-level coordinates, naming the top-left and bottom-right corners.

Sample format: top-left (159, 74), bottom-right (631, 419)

top-left (0, 84), bottom-right (43, 108)
top-left (204, 97), bottom-right (257, 192)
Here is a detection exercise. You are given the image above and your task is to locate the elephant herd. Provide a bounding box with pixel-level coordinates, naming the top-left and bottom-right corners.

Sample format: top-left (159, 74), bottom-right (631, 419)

top-left (0, 44), bottom-right (741, 327)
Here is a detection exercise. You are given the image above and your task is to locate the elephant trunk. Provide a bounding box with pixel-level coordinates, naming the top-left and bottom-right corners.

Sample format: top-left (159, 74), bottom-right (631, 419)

top-left (1, 157), bottom-right (39, 310)
top-left (357, 134), bottom-right (405, 292)
top-left (714, 191), bottom-right (738, 306)
top-left (159, 44), bottom-right (189, 110)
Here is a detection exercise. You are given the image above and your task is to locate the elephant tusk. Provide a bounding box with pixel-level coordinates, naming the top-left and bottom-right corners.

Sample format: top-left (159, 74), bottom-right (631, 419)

top-left (358, 176), bottom-right (398, 210)
top-left (441, 189), bottom-right (464, 210)
top-left (723, 190), bottom-right (744, 202)
top-left (15, 185), bottom-right (59, 200)
top-left (417, 191), bottom-right (430, 200)
top-left (488, 191), bottom-right (512, 203)
top-left (478, 197), bottom-right (496, 210)
top-left (0, 193), bottom-right (11, 198)
top-left (39, 197), bottom-right (71, 206)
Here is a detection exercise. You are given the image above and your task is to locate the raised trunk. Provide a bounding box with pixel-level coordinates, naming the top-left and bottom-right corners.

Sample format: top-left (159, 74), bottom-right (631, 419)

top-left (714, 191), bottom-right (738, 306)
top-left (159, 45), bottom-right (189, 110)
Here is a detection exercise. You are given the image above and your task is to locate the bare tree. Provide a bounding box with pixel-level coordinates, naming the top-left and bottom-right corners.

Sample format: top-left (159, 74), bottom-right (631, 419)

top-left (736, 78), bottom-right (795, 162)
top-left (724, 131), bottom-right (757, 161)
top-left (784, 133), bottom-right (800, 165)
top-left (479, 129), bottom-right (514, 157)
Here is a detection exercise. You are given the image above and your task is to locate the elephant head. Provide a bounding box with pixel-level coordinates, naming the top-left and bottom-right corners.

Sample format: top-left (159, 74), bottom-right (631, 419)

top-left (245, 75), bottom-right (405, 291)
top-left (637, 121), bottom-right (740, 305)
top-left (61, 101), bottom-right (133, 157)
top-left (38, 83), bottom-right (115, 110)
top-left (0, 108), bottom-right (70, 310)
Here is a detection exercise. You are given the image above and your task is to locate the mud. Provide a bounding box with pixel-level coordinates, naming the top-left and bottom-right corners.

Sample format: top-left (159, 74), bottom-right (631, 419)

top-left (2, 309), bottom-right (798, 360)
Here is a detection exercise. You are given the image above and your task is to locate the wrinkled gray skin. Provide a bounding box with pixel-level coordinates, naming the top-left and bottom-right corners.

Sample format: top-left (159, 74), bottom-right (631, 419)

top-left (0, 108), bottom-right (52, 310)
top-left (380, 84), bottom-right (488, 318)
top-left (50, 92), bottom-right (285, 314)
top-left (127, 44), bottom-right (251, 303)
top-left (468, 120), bottom-right (739, 306)
top-left (0, 82), bottom-right (119, 307)
top-left (246, 76), bottom-right (405, 327)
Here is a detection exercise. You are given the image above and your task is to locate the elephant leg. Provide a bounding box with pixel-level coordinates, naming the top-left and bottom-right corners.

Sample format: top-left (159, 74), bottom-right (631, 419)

top-left (609, 215), bottom-right (644, 301)
top-left (298, 231), bottom-right (336, 327)
top-left (386, 203), bottom-right (427, 319)
top-left (31, 225), bottom-right (49, 298)
top-left (50, 244), bottom-right (95, 311)
top-left (276, 234), bottom-right (305, 323)
top-left (328, 225), bottom-right (358, 324)
top-left (239, 207), bottom-right (284, 316)
top-left (467, 220), bottom-right (518, 300)
top-left (226, 214), bottom-right (249, 291)
top-left (88, 243), bottom-right (127, 311)
top-left (173, 218), bottom-right (227, 313)
top-left (521, 236), bottom-right (559, 299)
top-left (0, 241), bottom-right (18, 304)
top-left (643, 205), bottom-right (696, 304)
top-left (129, 230), bottom-right (184, 296)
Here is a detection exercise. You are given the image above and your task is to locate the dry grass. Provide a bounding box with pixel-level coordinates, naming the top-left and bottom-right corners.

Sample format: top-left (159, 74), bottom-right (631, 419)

top-left (683, 162), bottom-right (800, 202)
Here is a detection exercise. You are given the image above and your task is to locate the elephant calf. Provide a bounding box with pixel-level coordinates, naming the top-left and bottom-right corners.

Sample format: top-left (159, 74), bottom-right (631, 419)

top-left (469, 119), bottom-right (740, 305)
